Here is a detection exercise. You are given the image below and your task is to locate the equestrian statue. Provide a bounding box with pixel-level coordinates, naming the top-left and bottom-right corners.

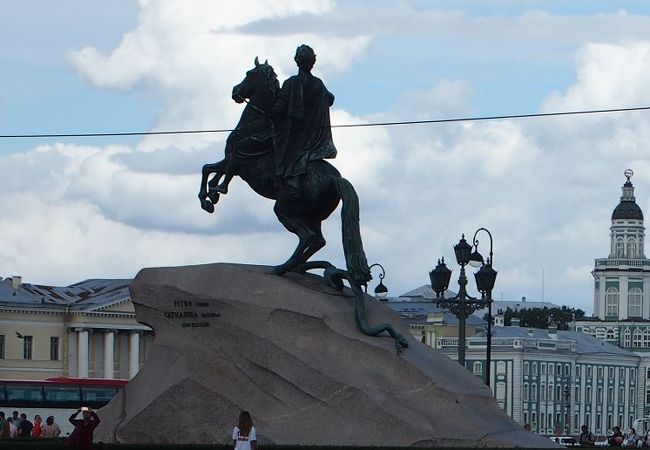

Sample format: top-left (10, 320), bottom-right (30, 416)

top-left (198, 45), bottom-right (408, 351)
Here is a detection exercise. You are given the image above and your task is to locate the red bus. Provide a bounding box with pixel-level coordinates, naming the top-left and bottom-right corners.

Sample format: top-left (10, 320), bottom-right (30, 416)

top-left (0, 377), bottom-right (127, 436)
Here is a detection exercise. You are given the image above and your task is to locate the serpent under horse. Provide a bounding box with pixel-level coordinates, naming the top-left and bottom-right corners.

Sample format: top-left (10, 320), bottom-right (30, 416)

top-left (198, 58), bottom-right (407, 351)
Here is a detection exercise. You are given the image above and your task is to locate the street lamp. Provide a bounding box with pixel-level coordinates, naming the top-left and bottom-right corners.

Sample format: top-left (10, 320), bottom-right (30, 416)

top-left (367, 263), bottom-right (388, 299)
top-left (429, 229), bottom-right (497, 387)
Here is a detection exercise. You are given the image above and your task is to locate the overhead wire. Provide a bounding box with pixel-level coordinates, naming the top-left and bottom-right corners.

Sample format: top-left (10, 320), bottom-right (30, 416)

top-left (0, 105), bottom-right (649, 139)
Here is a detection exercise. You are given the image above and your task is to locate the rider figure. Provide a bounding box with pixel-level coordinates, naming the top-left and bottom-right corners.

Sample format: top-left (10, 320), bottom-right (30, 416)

top-left (271, 44), bottom-right (337, 199)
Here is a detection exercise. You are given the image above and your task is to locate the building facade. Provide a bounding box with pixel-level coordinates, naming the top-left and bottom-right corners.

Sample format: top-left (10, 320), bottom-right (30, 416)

top-left (0, 276), bottom-right (153, 380)
top-left (438, 323), bottom-right (642, 436)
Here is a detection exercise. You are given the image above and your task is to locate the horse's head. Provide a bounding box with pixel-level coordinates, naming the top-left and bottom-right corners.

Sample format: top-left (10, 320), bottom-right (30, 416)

top-left (232, 57), bottom-right (279, 110)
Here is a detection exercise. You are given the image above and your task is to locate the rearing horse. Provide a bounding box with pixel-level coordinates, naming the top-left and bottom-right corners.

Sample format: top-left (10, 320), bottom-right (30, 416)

top-left (198, 58), bottom-right (408, 351)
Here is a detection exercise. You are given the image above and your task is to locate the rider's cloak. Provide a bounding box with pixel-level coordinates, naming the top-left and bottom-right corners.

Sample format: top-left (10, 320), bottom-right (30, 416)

top-left (272, 72), bottom-right (337, 178)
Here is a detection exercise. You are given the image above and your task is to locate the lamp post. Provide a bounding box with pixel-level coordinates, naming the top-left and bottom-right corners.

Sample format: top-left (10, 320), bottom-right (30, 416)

top-left (429, 229), bottom-right (497, 387)
top-left (367, 263), bottom-right (388, 299)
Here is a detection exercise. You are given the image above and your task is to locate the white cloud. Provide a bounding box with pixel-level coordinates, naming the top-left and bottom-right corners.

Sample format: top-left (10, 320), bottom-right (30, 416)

top-left (69, 0), bottom-right (370, 152)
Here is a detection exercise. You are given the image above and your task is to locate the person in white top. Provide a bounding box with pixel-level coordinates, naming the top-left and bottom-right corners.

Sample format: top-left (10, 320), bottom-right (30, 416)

top-left (232, 411), bottom-right (257, 450)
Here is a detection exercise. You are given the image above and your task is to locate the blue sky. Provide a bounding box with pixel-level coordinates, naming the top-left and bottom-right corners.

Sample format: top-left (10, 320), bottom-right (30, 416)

top-left (4, 1), bottom-right (650, 313)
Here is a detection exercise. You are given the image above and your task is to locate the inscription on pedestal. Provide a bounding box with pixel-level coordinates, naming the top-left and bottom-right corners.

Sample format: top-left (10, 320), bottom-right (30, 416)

top-left (164, 300), bottom-right (220, 328)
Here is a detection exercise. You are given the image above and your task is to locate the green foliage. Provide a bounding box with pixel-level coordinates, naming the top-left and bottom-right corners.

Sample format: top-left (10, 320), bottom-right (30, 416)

top-left (493, 305), bottom-right (585, 330)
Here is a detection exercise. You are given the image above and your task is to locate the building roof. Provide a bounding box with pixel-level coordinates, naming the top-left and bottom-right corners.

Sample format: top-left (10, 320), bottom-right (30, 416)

top-left (0, 276), bottom-right (131, 311)
top-left (477, 326), bottom-right (637, 357)
top-left (384, 300), bottom-right (487, 327)
top-left (491, 299), bottom-right (560, 314)
top-left (612, 200), bottom-right (644, 220)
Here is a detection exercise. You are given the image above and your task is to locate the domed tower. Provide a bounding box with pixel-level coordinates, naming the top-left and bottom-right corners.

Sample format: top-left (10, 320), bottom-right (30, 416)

top-left (593, 169), bottom-right (650, 321)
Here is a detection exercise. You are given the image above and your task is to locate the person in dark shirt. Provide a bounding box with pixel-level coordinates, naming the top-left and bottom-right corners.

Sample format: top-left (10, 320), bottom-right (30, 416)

top-left (68, 408), bottom-right (100, 450)
top-left (17, 413), bottom-right (33, 438)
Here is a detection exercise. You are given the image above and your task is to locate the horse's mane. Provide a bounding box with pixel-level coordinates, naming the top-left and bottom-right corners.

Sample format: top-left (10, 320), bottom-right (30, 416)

top-left (257, 63), bottom-right (280, 99)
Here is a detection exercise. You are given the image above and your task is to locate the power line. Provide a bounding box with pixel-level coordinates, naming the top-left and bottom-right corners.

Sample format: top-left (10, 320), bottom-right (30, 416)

top-left (1, 105), bottom-right (649, 139)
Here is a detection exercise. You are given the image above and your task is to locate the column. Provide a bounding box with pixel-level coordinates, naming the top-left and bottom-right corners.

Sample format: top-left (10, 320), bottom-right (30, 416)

top-left (129, 332), bottom-right (140, 380)
top-left (103, 331), bottom-right (115, 379)
top-left (77, 329), bottom-right (89, 378)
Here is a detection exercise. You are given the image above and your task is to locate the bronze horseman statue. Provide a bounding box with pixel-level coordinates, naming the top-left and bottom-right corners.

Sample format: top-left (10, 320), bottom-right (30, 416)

top-left (198, 45), bottom-right (407, 351)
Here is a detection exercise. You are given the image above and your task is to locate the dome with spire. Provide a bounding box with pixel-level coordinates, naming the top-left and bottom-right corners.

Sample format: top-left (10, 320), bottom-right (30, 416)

top-left (612, 170), bottom-right (643, 221)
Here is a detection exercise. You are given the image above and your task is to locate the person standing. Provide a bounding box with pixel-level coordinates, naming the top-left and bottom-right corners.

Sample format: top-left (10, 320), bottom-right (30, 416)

top-left (17, 413), bottom-right (33, 438)
top-left (11, 411), bottom-right (21, 430)
top-left (33, 414), bottom-right (42, 439)
top-left (232, 411), bottom-right (258, 450)
top-left (608, 426), bottom-right (624, 447)
top-left (0, 411), bottom-right (9, 439)
top-left (41, 416), bottom-right (61, 439)
top-left (579, 425), bottom-right (596, 447)
top-left (7, 418), bottom-right (17, 438)
top-left (68, 408), bottom-right (100, 450)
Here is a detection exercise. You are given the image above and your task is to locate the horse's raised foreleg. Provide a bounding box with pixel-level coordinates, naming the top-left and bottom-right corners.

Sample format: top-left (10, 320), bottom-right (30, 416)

top-left (198, 161), bottom-right (225, 213)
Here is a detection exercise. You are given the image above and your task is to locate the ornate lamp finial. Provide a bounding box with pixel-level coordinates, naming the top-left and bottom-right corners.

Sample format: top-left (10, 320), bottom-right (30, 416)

top-left (625, 169), bottom-right (634, 182)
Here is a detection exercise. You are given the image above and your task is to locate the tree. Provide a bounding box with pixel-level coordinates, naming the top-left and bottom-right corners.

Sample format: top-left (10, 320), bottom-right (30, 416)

top-left (490, 306), bottom-right (585, 330)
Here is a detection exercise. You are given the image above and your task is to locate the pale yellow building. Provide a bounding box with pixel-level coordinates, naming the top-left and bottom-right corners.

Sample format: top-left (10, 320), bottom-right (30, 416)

top-left (0, 276), bottom-right (153, 380)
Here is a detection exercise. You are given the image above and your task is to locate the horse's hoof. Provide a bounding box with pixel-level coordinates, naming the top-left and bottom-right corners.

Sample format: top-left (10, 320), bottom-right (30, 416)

top-left (200, 198), bottom-right (215, 213)
top-left (207, 189), bottom-right (220, 204)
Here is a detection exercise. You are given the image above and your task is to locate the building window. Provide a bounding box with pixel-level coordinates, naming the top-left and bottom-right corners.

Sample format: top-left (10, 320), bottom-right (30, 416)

top-left (596, 413), bottom-right (602, 432)
top-left (628, 239), bottom-right (637, 258)
top-left (646, 367), bottom-right (650, 380)
top-left (587, 386), bottom-right (592, 400)
top-left (532, 362), bottom-right (538, 376)
top-left (557, 364), bottom-right (562, 376)
top-left (524, 362), bottom-right (530, 375)
top-left (524, 412), bottom-right (529, 424)
top-left (565, 364), bottom-right (570, 376)
top-left (621, 367), bottom-right (626, 379)
top-left (532, 384), bottom-right (537, 401)
top-left (576, 365), bottom-right (581, 378)
top-left (524, 383), bottom-right (530, 401)
top-left (541, 383), bottom-right (547, 400)
top-left (620, 387), bottom-right (625, 402)
top-left (598, 367), bottom-right (604, 379)
top-left (645, 389), bottom-right (650, 405)
top-left (606, 287), bottom-right (620, 317)
top-left (549, 384), bottom-right (554, 402)
top-left (556, 385), bottom-right (562, 401)
top-left (632, 368), bottom-right (636, 381)
top-left (631, 388), bottom-right (636, 405)
top-left (608, 386), bottom-right (613, 401)
top-left (23, 336), bottom-right (33, 360)
top-left (50, 337), bottom-right (59, 361)
top-left (473, 361), bottom-right (483, 375)
top-left (608, 413), bottom-right (613, 430)
top-left (532, 412), bottom-right (537, 426)
top-left (617, 238), bottom-right (625, 257)
top-left (575, 386), bottom-right (580, 403)
top-left (548, 363), bottom-right (553, 375)
top-left (587, 366), bottom-right (593, 378)
top-left (541, 413), bottom-right (546, 428)
top-left (623, 329), bottom-right (632, 347)
top-left (634, 328), bottom-right (643, 348)
top-left (629, 288), bottom-right (643, 318)
top-left (607, 329), bottom-right (615, 340)
top-left (542, 363), bottom-right (547, 375)
top-left (609, 367), bottom-right (614, 378)
top-left (0, 335), bottom-right (4, 359)
top-left (597, 386), bottom-right (603, 403)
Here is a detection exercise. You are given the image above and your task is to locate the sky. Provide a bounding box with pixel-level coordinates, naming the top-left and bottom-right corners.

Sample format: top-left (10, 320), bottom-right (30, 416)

top-left (3, 1), bottom-right (650, 314)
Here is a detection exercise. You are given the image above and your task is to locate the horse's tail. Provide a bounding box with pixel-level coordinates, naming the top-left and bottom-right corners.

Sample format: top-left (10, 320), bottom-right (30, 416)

top-left (335, 177), bottom-right (371, 284)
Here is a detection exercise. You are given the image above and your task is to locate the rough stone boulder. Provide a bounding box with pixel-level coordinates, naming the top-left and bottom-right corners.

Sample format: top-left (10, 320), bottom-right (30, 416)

top-left (96, 263), bottom-right (554, 447)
